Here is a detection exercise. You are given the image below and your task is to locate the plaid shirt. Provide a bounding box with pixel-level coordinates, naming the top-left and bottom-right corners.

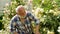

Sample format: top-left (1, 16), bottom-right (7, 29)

top-left (10, 12), bottom-right (40, 34)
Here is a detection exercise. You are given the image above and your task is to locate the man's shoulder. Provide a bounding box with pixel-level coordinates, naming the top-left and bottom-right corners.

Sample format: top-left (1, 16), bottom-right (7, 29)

top-left (10, 15), bottom-right (18, 22)
top-left (26, 12), bottom-right (32, 16)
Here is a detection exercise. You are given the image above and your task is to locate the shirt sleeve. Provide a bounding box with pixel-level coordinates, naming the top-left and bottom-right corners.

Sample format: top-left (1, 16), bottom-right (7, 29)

top-left (10, 20), bottom-right (17, 33)
top-left (27, 13), bottom-right (40, 25)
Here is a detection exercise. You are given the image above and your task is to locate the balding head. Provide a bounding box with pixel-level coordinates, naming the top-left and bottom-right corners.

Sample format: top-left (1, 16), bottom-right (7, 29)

top-left (16, 5), bottom-right (26, 16)
top-left (16, 5), bottom-right (24, 12)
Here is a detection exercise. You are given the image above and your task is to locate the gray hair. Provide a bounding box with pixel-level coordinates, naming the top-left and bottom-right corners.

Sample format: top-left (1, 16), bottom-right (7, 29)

top-left (16, 5), bottom-right (24, 12)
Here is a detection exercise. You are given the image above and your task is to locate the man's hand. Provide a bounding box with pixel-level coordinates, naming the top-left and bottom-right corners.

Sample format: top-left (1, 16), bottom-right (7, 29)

top-left (14, 32), bottom-right (18, 34)
top-left (35, 32), bottom-right (40, 34)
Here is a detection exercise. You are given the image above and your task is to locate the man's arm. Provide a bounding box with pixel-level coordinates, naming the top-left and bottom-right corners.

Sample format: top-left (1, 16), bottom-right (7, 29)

top-left (10, 20), bottom-right (18, 34)
top-left (34, 19), bottom-right (40, 34)
top-left (28, 13), bottom-right (40, 34)
top-left (35, 24), bottom-right (40, 34)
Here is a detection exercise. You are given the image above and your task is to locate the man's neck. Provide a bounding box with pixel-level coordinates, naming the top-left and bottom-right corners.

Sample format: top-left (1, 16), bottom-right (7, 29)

top-left (20, 18), bottom-right (26, 24)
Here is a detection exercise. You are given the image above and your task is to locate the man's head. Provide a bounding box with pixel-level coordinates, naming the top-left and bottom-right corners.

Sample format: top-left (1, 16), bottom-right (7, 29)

top-left (16, 5), bottom-right (26, 17)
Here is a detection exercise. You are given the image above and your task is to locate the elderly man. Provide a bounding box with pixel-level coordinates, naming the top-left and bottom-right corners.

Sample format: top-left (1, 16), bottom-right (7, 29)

top-left (10, 5), bottom-right (40, 34)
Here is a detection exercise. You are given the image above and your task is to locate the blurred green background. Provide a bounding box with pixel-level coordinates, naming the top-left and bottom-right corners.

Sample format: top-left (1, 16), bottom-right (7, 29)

top-left (0, 0), bottom-right (60, 34)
